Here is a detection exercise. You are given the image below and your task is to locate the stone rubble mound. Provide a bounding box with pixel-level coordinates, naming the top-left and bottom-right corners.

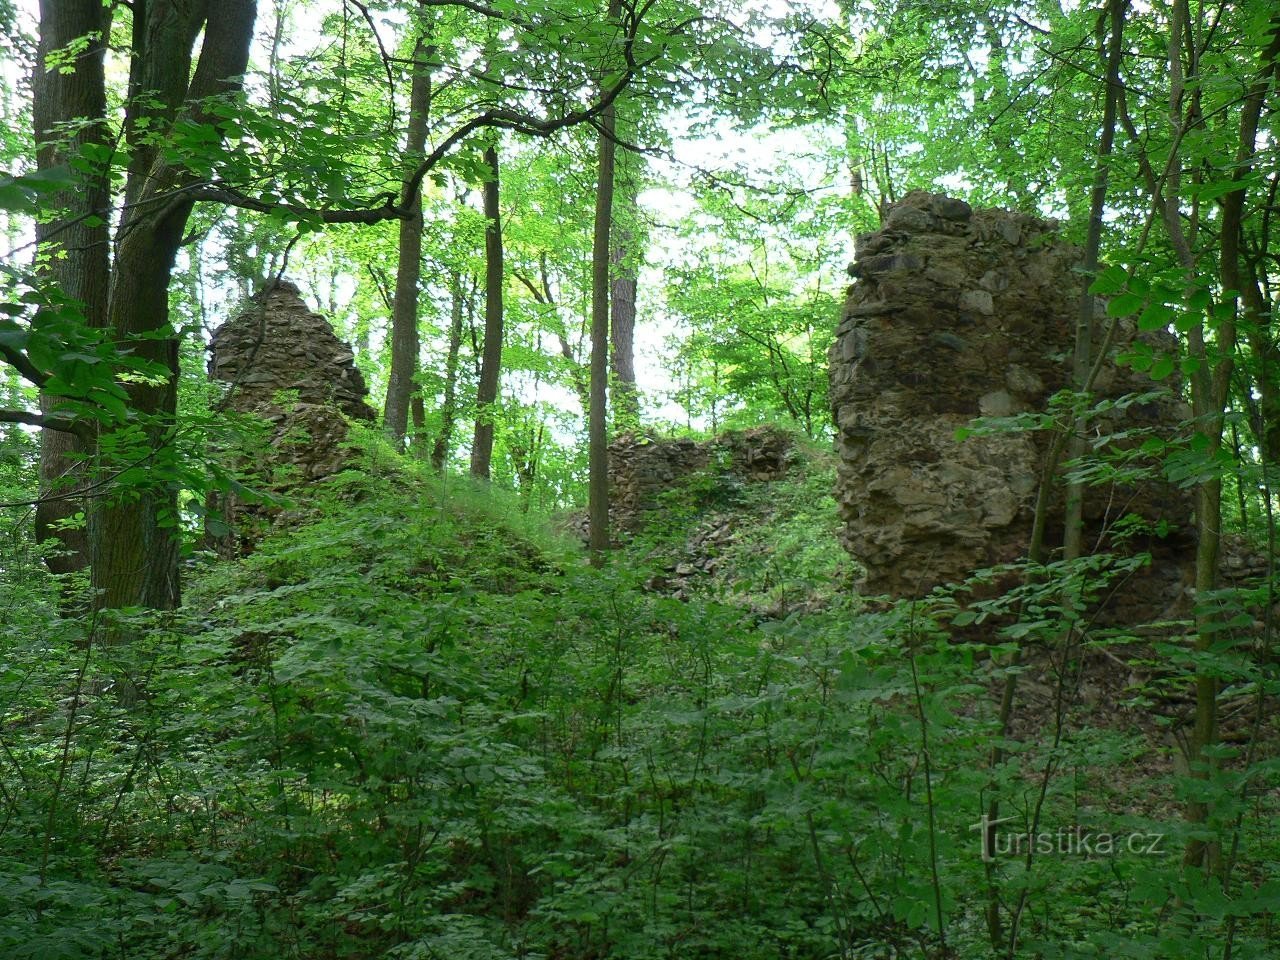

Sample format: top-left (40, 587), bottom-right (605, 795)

top-left (608, 425), bottom-right (795, 534)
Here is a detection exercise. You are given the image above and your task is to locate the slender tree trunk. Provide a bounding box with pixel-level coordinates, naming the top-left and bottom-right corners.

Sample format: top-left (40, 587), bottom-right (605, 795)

top-left (1243, 265), bottom-right (1280, 463)
top-left (610, 155), bottom-right (639, 428)
top-left (383, 30), bottom-right (433, 446)
top-left (471, 145), bottom-right (504, 480)
top-left (1182, 9), bottom-right (1280, 872)
top-left (32, 0), bottom-right (112, 578)
top-left (609, 237), bottom-right (638, 427)
top-left (985, 5), bottom-right (1125, 948)
top-left (588, 0), bottom-right (620, 560)
top-left (1063, 0), bottom-right (1126, 562)
top-left (431, 270), bottom-right (467, 471)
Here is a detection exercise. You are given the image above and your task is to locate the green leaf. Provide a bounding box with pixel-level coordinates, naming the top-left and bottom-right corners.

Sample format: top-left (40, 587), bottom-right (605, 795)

top-left (1107, 293), bottom-right (1144, 317)
top-left (1150, 356), bottom-right (1176, 380)
top-left (20, 164), bottom-right (77, 191)
top-left (1137, 302), bottom-right (1173, 331)
top-left (1174, 309), bottom-right (1201, 333)
top-left (0, 323), bottom-right (27, 350)
top-left (0, 180), bottom-right (36, 212)
top-left (1119, 348), bottom-right (1152, 372)
top-left (1088, 265), bottom-right (1128, 295)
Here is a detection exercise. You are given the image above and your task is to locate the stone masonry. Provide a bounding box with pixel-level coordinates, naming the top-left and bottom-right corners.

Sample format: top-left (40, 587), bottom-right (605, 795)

top-left (828, 191), bottom-right (1192, 604)
top-left (207, 279), bottom-right (375, 553)
top-left (604, 426), bottom-right (795, 535)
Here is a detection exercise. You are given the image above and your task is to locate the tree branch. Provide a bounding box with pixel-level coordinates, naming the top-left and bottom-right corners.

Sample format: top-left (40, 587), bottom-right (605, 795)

top-left (0, 408), bottom-right (89, 438)
top-left (0, 343), bottom-right (49, 388)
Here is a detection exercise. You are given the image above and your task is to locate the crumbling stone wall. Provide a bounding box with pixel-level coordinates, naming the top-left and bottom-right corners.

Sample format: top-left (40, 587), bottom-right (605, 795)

top-left (208, 279), bottom-right (375, 552)
top-left (607, 426), bottom-right (794, 534)
top-left (829, 191), bottom-right (1191, 601)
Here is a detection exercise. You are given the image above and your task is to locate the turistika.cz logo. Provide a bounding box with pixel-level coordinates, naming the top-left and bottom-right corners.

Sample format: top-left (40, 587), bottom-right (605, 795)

top-left (969, 815), bottom-right (1165, 862)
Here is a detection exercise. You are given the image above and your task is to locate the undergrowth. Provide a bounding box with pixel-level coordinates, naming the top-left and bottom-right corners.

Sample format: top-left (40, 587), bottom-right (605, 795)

top-left (1, 447), bottom-right (1278, 958)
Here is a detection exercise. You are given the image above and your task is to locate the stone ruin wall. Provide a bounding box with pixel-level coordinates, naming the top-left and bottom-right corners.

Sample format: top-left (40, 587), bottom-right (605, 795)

top-left (828, 191), bottom-right (1193, 614)
top-left (605, 426), bottom-right (795, 535)
top-left (208, 279), bottom-right (375, 553)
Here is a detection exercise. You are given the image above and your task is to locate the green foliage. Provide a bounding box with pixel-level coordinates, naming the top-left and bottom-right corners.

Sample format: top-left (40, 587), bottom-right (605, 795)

top-left (5, 0), bottom-right (1280, 956)
top-left (660, 184), bottom-right (843, 437)
top-left (4, 437), bottom-right (1278, 958)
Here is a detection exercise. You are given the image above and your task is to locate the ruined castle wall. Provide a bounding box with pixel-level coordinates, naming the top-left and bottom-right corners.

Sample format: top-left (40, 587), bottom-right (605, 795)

top-left (828, 191), bottom-right (1191, 601)
top-left (208, 280), bottom-right (376, 552)
top-left (606, 426), bottom-right (795, 534)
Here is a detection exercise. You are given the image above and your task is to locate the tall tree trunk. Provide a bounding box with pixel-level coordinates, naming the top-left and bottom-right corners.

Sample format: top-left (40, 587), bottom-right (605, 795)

top-left (588, 0), bottom-right (620, 562)
top-left (471, 145), bottom-right (504, 480)
top-left (91, 0), bottom-right (258, 611)
top-left (32, 0), bottom-right (112, 578)
top-left (431, 270), bottom-right (467, 471)
top-left (610, 156), bottom-right (639, 429)
top-left (1183, 9), bottom-right (1280, 872)
top-left (383, 30), bottom-right (433, 446)
top-left (609, 236), bottom-right (638, 428)
top-left (92, 212), bottom-right (188, 610)
top-left (1063, 0), bottom-right (1125, 563)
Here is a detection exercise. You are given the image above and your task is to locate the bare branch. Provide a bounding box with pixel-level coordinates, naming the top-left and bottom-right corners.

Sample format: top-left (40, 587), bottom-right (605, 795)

top-left (184, 185), bottom-right (405, 223)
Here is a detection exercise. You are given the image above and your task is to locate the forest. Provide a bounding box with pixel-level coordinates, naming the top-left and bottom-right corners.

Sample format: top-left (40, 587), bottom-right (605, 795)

top-left (1, 0), bottom-right (1279, 957)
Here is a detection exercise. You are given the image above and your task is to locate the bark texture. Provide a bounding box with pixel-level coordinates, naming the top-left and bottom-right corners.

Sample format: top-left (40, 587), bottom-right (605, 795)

top-left (32, 0), bottom-right (112, 576)
top-left (383, 33), bottom-right (433, 445)
top-left (588, 33), bottom-right (618, 559)
top-left (90, 0), bottom-right (259, 610)
top-left (470, 146), bottom-right (504, 480)
top-left (431, 270), bottom-right (467, 471)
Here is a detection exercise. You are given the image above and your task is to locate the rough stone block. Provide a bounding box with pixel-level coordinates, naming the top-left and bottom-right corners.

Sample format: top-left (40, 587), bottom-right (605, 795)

top-left (958, 289), bottom-right (995, 315)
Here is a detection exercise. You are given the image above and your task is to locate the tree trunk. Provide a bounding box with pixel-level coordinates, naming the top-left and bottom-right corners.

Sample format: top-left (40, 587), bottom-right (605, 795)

top-left (1183, 11), bottom-right (1280, 871)
top-left (32, 0), bottom-right (112, 578)
top-left (609, 235), bottom-right (638, 428)
top-left (91, 210), bottom-right (187, 609)
top-left (1063, 0), bottom-right (1125, 563)
top-left (383, 31), bottom-right (433, 446)
top-left (90, 0), bottom-right (258, 611)
top-left (471, 145), bottom-right (504, 480)
top-left (588, 0), bottom-right (620, 561)
top-left (410, 394), bottom-right (427, 458)
top-left (610, 164), bottom-right (639, 428)
top-left (431, 271), bottom-right (467, 470)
